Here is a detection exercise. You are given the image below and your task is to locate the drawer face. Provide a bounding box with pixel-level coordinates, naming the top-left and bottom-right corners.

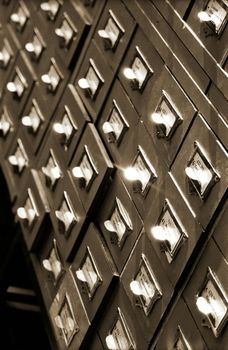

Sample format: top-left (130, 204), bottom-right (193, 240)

top-left (118, 27), bottom-right (164, 119)
top-left (70, 223), bottom-right (118, 322)
top-left (51, 84), bottom-right (90, 167)
top-left (144, 173), bottom-right (203, 287)
top-left (0, 104), bottom-right (15, 160)
top-left (8, 0), bottom-right (32, 46)
top-left (38, 145), bottom-right (63, 206)
top-left (119, 122), bottom-right (166, 220)
top-left (121, 231), bottom-right (173, 343)
top-left (75, 40), bottom-right (114, 121)
top-left (142, 66), bottom-right (197, 167)
top-left (20, 83), bottom-right (49, 155)
top-left (170, 114), bottom-right (228, 229)
top-left (94, 0), bottom-right (135, 72)
top-left (0, 33), bottom-right (17, 97)
top-left (98, 286), bottom-right (147, 350)
top-left (40, 56), bottom-right (69, 116)
top-left (23, 22), bottom-right (48, 75)
top-left (183, 239), bottom-right (228, 347)
top-left (69, 123), bottom-right (113, 215)
top-left (49, 270), bottom-right (90, 350)
top-left (97, 173), bottom-right (143, 274)
top-left (4, 51), bottom-right (36, 120)
top-left (186, 0), bottom-right (228, 65)
top-left (154, 297), bottom-right (207, 350)
top-left (54, 1), bottom-right (90, 68)
top-left (50, 172), bottom-right (87, 261)
top-left (212, 203), bottom-right (228, 260)
top-left (39, 0), bottom-right (63, 23)
top-left (15, 169), bottom-right (50, 250)
top-left (152, 0), bottom-right (192, 18)
top-left (97, 79), bottom-right (140, 166)
top-left (32, 230), bottom-right (65, 308)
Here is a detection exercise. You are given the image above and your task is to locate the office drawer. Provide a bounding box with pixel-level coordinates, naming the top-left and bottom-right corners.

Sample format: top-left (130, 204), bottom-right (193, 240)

top-left (86, 332), bottom-right (104, 350)
top-left (0, 104), bottom-right (15, 162)
top-left (54, 1), bottom-right (91, 68)
top-left (0, 28), bottom-right (18, 98)
top-left (170, 114), bottom-right (228, 229)
top-left (37, 140), bottom-right (64, 207)
top-left (186, 0), bottom-right (228, 66)
top-left (119, 121), bottom-right (166, 220)
top-left (144, 173), bottom-right (203, 287)
top-left (8, 0), bottom-right (33, 47)
top-left (98, 284), bottom-right (148, 350)
top-left (118, 26), bottom-right (164, 119)
top-left (97, 79), bottom-right (140, 166)
top-left (3, 131), bottom-right (32, 201)
top-left (40, 56), bottom-right (69, 116)
top-left (51, 84), bottom-right (90, 168)
top-left (121, 230), bottom-right (173, 344)
top-left (75, 40), bottom-right (114, 122)
top-left (142, 65), bottom-right (197, 168)
top-left (50, 172), bottom-right (87, 261)
top-left (183, 238), bottom-right (228, 348)
top-left (70, 223), bottom-right (118, 322)
top-left (32, 229), bottom-right (65, 309)
top-left (97, 172), bottom-right (143, 274)
top-left (4, 51), bottom-right (37, 121)
top-left (20, 83), bottom-right (50, 155)
top-left (69, 123), bottom-right (114, 215)
top-left (212, 202), bottom-right (228, 260)
top-left (39, 0), bottom-right (63, 23)
top-left (15, 169), bottom-right (50, 250)
top-left (23, 17), bottom-right (48, 76)
top-left (154, 297), bottom-right (207, 350)
top-left (49, 269), bottom-right (90, 350)
top-left (93, 0), bottom-right (135, 72)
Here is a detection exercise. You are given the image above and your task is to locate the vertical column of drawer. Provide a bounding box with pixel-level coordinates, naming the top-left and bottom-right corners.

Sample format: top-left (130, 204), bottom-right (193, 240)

top-left (117, 121), bottom-right (167, 220)
top-left (144, 173), bottom-right (203, 288)
top-left (93, 0), bottom-right (136, 73)
top-left (97, 173), bottom-right (143, 274)
top-left (185, 0), bottom-right (228, 68)
top-left (0, 26), bottom-right (18, 98)
top-left (7, 0), bottom-right (34, 48)
top-left (15, 169), bottom-right (50, 250)
top-left (141, 65), bottom-right (198, 168)
top-left (70, 223), bottom-right (118, 323)
top-left (97, 284), bottom-right (148, 350)
top-left (121, 230), bottom-right (173, 345)
top-left (75, 40), bottom-right (114, 121)
top-left (154, 297), bottom-right (208, 350)
top-left (69, 123), bottom-right (114, 215)
top-left (48, 270), bottom-right (91, 350)
top-left (170, 114), bottom-right (227, 230)
top-left (97, 79), bottom-right (140, 166)
top-left (50, 84), bottom-right (91, 168)
top-left (118, 26), bottom-right (164, 119)
top-left (49, 172), bottom-right (87, 261)
top-left (183, 238), bottom-right (228, 348)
